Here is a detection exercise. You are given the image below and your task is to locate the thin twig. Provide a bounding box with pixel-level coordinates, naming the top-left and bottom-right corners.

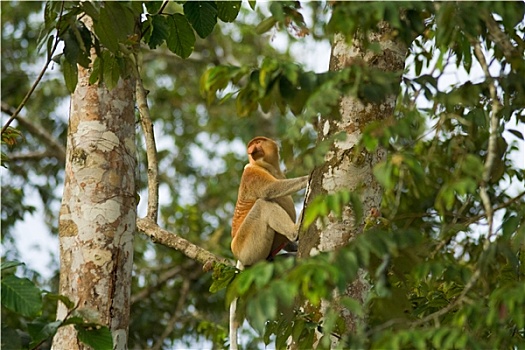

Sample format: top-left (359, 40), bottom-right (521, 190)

top-left (1, 102), bottom-right (66, 163)
top-left (1, 2), bottom-right (65, 136)
top-left (130, 265), bottom-right (182, 305)
top-left (151, 278), bottom-right (192, 350)
top-left (8, 151), bottom-right (55, 162)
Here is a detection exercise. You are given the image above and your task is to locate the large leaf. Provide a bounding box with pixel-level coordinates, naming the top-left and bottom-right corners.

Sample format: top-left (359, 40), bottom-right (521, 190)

top-left (166, 14), bottom-right (196, 59)
top-left (217, 1), bottom-right (241, 22)
top-left (183, 1), bottom-right (218, 38)
top-left (76, 325), bottom-right (113, 350)
top-left (146, 15), bottom-right (169, 49)
top-left (63, 57), bottom-right (78, 93)
top-left (45, 293), bottom-right (76, 310)
top-left (28, 320), bottom-right (62, 348)
top-left (101, 50), bottom-right (120, 90)
top-left (1, 275), bottom-right (42, 318)
top-left (1, 261), bottom-right (24, 271)
top-left (1, 327), bottom-right (21, 350)
top-left (94, 2), bottom-right (135, 53)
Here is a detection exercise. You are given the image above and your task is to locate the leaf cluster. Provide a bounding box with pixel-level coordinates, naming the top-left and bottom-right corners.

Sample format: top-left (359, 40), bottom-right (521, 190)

top-left (206, 2), bottom-right (525, 348)
top-left (1, 261), bottom-right (113, 350)
top-left (40, 1), bottom-right (244, 93)
top-left (201, 57), bottom-right (402, 118)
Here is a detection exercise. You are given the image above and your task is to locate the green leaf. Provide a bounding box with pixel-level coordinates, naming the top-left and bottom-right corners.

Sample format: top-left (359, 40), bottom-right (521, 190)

top-left (217, 1), bottom-right (242, 22)
top-left (252, 263), bottom-right (274, 287)
top-left (183, 1), bottom-right (218, 38)
top-left (145, 1), bottom-right (164, 14)
top-left (28, 320), bottom-right (62, 348)
top-left (46, 34), bottom-right (55, 60)
top-left (63, 57), bottom-right (78, 93)
top-left (373, 161), bottom-right (395, 189)
top-left (303, 195), bottom-right (326, 229)
top-left (236, 88), bottom-right (258, 117)
top-left (247, 292), bottom-right (274, 333)
top-left (502, 215), bottom-right (520, 238)
top-left (90, 56), bottom-right (101, 85)
top-left (1, 261), bottom-right (24, 271)
top-left (45, 293), bottom-right (76, 310)
top-left (149, 15), bottom-right (170, 49)
top-left (62, 316), bottom-right (85, 326)
top-left (508, 128), bottom-right (524, 140)
top-left (94, 2), bottom-right (135, 53)
top-left (349, 191), bottom-right (363, 226)
top-left (101, 51), bottom-right (120, 90)
top-left (63, 30), bottom-right (80, 65)
top-left (236, 269), bottom-right (256, 295)
top-left (1, 275), bottom-right (42, 318)
top-left (255, 16), bottom-right (278, 35)
top-left (81, 1), bottom-right (100, 21)
top-left (76, 325), bottom-right (113, 350)
top-left (166, 14), bottom-right (196, 59)
top-left (209, 264), bottom-right (236, 293)
top-left (1, 327), bottom-right (22, 350)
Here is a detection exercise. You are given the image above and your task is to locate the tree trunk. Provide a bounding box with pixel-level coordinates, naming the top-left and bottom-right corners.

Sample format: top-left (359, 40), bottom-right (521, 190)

top-left (299, 24), bottom-right (407, 344)
top-left (52, 51), bottom-right (136, 349)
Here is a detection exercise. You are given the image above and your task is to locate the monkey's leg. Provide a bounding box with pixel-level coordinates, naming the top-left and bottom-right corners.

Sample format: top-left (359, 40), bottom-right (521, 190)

top-left (259, 200), bottom-right (299, 241)
top-left (233, 200), bottom-right (297, 266)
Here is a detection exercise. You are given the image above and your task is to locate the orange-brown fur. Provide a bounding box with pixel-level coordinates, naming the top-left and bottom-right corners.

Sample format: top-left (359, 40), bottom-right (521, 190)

top-left (231, 136), bottom-right (308, 266)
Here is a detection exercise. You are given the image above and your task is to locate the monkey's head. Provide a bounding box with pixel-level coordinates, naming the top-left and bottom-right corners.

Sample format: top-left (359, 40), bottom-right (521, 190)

top-left (247, 136), bottom-right (280, 171)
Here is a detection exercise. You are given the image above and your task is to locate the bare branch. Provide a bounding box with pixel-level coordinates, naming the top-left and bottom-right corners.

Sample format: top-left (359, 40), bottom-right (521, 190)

top-left (1, 102), bottom-right (66, 163)
top-left (473, 41), bottom-right (500, 238)
top-left (151, 277), bottom-right (192, 350)
top-left (483, 13), bottom-right (523, 62)
top-left (8, 151), bottom-right (57, 162)
top-left (134, 57), bottom-right (160, 223)
top-left (136, 218), bottom-right (231, 269)
top-left (131, 265), bottom-right (182, 305)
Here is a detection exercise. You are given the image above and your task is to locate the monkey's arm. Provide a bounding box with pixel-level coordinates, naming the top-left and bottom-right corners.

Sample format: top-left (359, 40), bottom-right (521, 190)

top-left (243, 166), bottom-right (308, 200)
top-left (263, 176), bottom-right (309, 199)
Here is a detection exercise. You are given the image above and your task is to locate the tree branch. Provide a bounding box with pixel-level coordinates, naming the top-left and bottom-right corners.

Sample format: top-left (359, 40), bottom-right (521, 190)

top-left (473, 41), bottom-right (500, 239)
top-left (483, 12), bottom-right (523, 63)
top-left (151, 277), bottom-right (192, 350)
top-left (136, 218), bottom-right (231, 270)
top-left (1, 102), bottom-right (66, 163)
top-left (130, 265), bottom-right (182, 305)
top-left (134, 56), bottom-right (160, 223)
top-left (8, 150), bottom-right (56, 162)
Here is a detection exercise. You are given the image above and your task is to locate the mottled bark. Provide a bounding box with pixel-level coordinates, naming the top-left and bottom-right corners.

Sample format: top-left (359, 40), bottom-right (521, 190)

top-left (299, 24), bottom-right (407, 343)
top-left (52, 57), bottom-right (136, 349)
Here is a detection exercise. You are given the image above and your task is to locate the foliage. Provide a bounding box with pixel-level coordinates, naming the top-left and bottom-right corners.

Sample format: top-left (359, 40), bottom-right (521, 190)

top-left (1, 261), bottom-right (113, 350)
top-left (207, 1), bottom-right (525, 349)
top-left (38, 1), bottom-right (245, 93)
top-left (2, 0), bottom-right (525, 349)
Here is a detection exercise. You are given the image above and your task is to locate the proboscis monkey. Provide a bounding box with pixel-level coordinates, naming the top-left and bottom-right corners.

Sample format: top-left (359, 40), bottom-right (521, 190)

top-left (231, 136), bottom-right (309, 266)
top-left (229, 136), bottom-right (308, 349)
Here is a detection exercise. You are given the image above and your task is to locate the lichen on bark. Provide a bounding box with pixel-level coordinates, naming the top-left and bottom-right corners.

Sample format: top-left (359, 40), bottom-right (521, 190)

top-left (53, 60), bottom-right (137, 349)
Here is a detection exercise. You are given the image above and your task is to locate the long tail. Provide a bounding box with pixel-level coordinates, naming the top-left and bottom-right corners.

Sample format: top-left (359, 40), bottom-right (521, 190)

top-left (229, 260), bottom-right (244, 350)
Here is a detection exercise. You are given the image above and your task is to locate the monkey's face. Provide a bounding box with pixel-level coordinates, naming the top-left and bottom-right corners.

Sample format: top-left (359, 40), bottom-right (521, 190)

top-left (247, 137), bottom-right (279, 165)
